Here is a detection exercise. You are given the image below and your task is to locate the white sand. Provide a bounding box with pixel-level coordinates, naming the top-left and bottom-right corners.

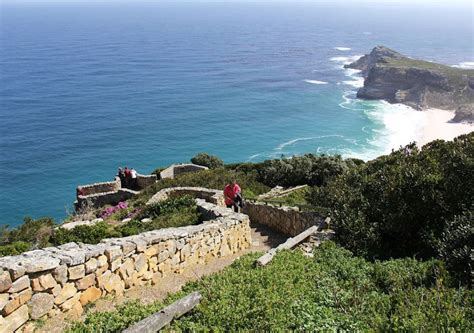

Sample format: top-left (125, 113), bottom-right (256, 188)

top-left (419, 109), bottom-right (473, 146)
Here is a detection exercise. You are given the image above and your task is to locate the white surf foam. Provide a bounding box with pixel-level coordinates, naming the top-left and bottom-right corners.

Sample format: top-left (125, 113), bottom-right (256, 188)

top-left (329, 55), bottom-right (362, 65)
top-left (246, 153), bottom-right (262, 162)
top-left (342, 77), bottom-right (364, 88)
top-left (304, 79), bottom-right (328, 85)
top-left (452, 61), bottom-right (474, 69)
top-left (334, 47), bottom-right (351, 51)
top-left (275, 135), bottom-right (344, 151)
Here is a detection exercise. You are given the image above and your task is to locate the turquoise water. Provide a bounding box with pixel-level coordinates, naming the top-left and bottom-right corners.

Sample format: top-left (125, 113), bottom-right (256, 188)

top-left (0, 2), bottom-right (473, 226)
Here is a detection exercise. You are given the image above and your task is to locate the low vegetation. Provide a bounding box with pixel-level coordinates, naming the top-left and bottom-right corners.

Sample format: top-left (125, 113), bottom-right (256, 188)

top-left (68, 242), bottom-right (473, 332)
top-left (190, 152), bottom-right (224, 169)
top-left (0, 197), bottom-right (200, 255)
top-left (310, 133), bottom-right (473, 284)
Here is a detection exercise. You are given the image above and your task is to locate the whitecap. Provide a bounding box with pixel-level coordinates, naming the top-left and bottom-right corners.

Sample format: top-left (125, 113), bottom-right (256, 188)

top-left (452, 61), bottom-right (474, 69)
top-left (334, 47), bottom-right (351, 51)
top-left (342, 77), bottom-right (364, 88)
top-left (246, 153), bottom-right (262, 162)
top-left (275, 135), bottom-right (344, 151)
top-left (304, 79), bottom-right (328, 85)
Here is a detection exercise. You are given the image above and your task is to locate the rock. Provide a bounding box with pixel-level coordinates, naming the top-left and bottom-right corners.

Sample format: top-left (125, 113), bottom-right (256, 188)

top-left (53, 265), bottom-right (68, 284)
top-left (68, 264), bottom-right (85, 280)
top-left (8, 275), bottom-right (29, 293)
top-left (31, 274), bottom-right (57, 292)
top-left (79, 287), bottom-right (101, 306)
top-left (67, 300), bottom-right (83, 319)
top-left (345, 45), bottom-right (474, 122)
top-left (134, 254), bottom-right (147, 272)
top-left (17, 288), bottom-right (32, 305)
top-left (110, 258), bottom-right (122, 272)
top-left (103, 273), bottom-right (123, 294)
top-left (104, 246), bottom-right (122, 262)
top-left (97, 270), bottom-right (112, 290)
top-left (22, 255), bottom-right (60, 273)
top-left (60, 293), bottom-right (80, 311)
top-left (75, 273), bottom-right (96, 291)
top-left (121, 218), bottom-right (132, 223)
top-left (97, 255), bottom-right (108, 268)
top-left (1, 304), bottom-right (29, 333)
top-left (28, 293), bottom-right (54, 319)
top-left (2, 296), bottom-right (21, 316)
top-left (85, 258), bottom-right (98, 274)
top-left (0, 293), bottom-right (8, 311)
top-left (0, 271), bottom-right (12, 292)
top-left (50, 284), bottom-right (61, 297)
top-left (141, 218), bottom-right (152, 223)
top-left (54, 283), bottom-right (77, 305)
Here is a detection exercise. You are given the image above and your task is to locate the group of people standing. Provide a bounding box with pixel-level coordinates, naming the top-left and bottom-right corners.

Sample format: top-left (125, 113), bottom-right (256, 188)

top-left (118, 167), bottom-right (138, 190)
top-left (224, 180), bottom-right (244, 212)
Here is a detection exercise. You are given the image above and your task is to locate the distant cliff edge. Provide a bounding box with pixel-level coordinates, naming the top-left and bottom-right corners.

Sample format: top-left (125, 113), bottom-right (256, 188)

top-left (345, 46), bottom-right (474, 123)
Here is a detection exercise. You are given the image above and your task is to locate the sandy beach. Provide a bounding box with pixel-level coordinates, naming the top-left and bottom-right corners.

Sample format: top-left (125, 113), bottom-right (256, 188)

top-left (419, 109), bottom-right (473, 146)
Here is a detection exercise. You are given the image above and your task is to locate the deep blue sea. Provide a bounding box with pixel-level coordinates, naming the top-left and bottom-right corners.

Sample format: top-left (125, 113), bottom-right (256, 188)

top-left (0, 2), bottom-right (473, 226)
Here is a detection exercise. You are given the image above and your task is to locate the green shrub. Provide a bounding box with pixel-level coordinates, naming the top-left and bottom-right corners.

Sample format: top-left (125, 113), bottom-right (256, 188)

top-left (256, 154), bottom-right (359, 187)
top-left (51, 222), bottom-right (120, 245)
top-left (69, 242), bottom-right (473, 332)
top-left (438, 209), bottom-right (473, 285)
top-left (0, 241), bottom-right (31, 256)
top-left (190, 153), bottom-right (224, 169)
top-left (310, 134), bottom-right (474, 267)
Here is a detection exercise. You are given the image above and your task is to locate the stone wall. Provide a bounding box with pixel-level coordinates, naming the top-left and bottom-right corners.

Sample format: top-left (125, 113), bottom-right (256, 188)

top-left (243, 202), bottom-right (324, 236)
top-left (77, 178), bottom-right (121, 197)
top-left (74, 173), bottom-right (157, 212)
top-left (147, 187), bottom-right (225, 206)
top-left (0, 201), bottom-right (250, 332)
top-left (159, 164), bottom-right (208, 180)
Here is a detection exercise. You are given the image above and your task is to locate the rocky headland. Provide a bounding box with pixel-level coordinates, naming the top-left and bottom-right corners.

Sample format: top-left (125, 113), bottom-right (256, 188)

top-left (345, 46), bottom-right (474, 122)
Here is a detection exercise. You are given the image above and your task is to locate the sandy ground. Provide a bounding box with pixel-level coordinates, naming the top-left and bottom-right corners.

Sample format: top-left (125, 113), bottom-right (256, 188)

top-left (36, 223), bottom-right (287, 333)
top-left (419, 109), bottom-right (473, 146)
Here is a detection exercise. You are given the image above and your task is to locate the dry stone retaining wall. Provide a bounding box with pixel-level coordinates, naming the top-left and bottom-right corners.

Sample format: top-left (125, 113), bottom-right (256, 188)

top-left (0, 200), bottom-right (250, 332)
top-left (243, 202), bottom-right (324, 236)
top-left (159, 164), bottom-right (208, 180)
top-left (147, 187), bottom-right (225, 206)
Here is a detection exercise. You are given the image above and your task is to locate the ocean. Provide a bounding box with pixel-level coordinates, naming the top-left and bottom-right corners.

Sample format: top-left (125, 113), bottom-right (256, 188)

top-left (0, 2), bottom-right (473, 226)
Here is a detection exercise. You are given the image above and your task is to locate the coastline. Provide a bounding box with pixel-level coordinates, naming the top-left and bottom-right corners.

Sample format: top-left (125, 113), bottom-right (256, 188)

top-left (419, 109), bottom-right (473, 146)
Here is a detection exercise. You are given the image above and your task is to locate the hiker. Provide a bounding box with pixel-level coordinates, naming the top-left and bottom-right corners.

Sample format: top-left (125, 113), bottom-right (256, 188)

top-left (123, 167), bottom-right (131, 188)
top-left (130, 168), bottom-right (138, 190)
top-left (118, 167), bottom-right (125, 187)
top-left (224, 180), bottom-right (243, 212)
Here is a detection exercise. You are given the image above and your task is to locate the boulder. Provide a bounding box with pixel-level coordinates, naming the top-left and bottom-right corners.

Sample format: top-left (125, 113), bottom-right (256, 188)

top-left (28, 293), bottom-right (54, 320)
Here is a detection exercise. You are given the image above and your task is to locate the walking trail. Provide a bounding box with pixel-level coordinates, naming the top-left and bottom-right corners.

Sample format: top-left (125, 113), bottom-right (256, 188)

top-left (37, 223), bottom-right (287, 333)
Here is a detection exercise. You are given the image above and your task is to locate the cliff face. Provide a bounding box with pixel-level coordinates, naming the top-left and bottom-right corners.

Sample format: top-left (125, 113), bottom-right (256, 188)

top-left (345, 46), bottom-right (474, 122)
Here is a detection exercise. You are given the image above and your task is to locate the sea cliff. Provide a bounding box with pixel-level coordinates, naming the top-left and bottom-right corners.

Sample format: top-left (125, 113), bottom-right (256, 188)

top-left (345, 46), bottom-right (474, 122)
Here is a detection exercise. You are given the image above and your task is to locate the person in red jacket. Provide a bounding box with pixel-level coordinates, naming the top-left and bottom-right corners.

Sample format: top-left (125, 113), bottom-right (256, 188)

top-left (224, 180), bottom-right (243, 212)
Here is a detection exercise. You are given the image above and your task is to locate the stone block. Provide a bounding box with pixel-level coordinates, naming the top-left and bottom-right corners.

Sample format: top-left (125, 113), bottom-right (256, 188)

top-left (134, 253), bottom-right (147, 272)
top-left (0, 271), bottom-right (12, 293)
top-left (104, 246), bottom-right (122, 262)
top-left (17, 288), bottom-right (32, 305)
top-left (28, 293), bottom-right (54, 320)
top-left (148, 257), bottom-right (158, 272)
top-left (0, 293), bottom-right (8, 311)
top-left (144, 245), bottom-right (158, 257)
top-left (75, 273), bottom-right (96, 291)
top-left (22, 255), bottom-right (60, 273)
top-left (85, 258), bottom-right (98, 274)
top-left (50, 284), bottom-right (61, 297)
top-left (68, 264), bottom-right (85, 280)
top-left (1, 304), bottom-right (29, 333)
top-left (97, 255), bottom-right (108, 268)
top-left (60, 293), bottom-right (80, 311)
top-left (103, 273), bottom-right (123, 294)
top-left (54, 283), bottom-right (77, 305)
top-left (31, 274), bottom-right (57, 292)
top-left (118, 258), bottom-right (134, 280)
top-left (67, 300), bottom-right (83, 319)
top-left (2, 296), bottom-right (20, 316)
top-left (96, 270), bottom-right (111, 289)
top-left (8, 275), bottom-right (29, 293)
top-left (110, 258), bottom-right (122, 272)
top-left (79, 287), bottom-right (101, 306)
top-left (53, 265), bottom-right (68, 284)
top-left (158, 250), bottom-right (170, 263)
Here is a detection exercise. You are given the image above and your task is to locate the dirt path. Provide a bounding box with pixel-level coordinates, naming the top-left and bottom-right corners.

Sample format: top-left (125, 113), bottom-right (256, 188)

top-left (37, 223), bottom-right (287, 333)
